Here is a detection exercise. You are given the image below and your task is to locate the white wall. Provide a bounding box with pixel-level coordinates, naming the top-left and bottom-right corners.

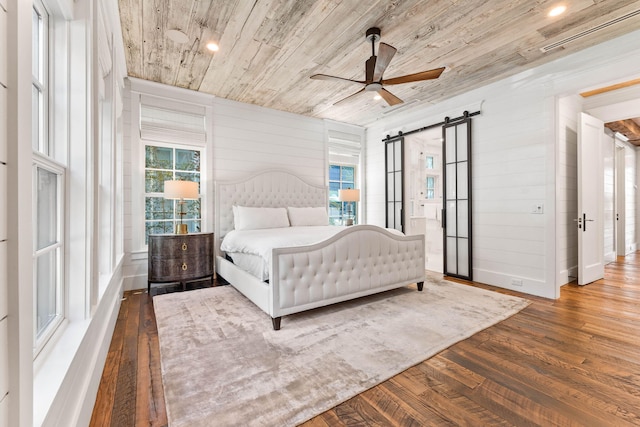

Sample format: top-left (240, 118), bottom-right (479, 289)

top-left (122, 80), bottom-right (329, 290)
top-left (603, 132), bottom-right (616, 263)
top-left (0, 0), bottom-right (8, 423)
top-left (623, 143), bottom-right (637, 254)
top-left (366, 29), bottom-right (640, 299)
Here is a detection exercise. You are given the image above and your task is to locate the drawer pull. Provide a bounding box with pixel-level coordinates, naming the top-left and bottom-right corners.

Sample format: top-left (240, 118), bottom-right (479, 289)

top-left (181, 262), bottom-right (188, 271)
top-left (182, 243), bottom-right (188, 251)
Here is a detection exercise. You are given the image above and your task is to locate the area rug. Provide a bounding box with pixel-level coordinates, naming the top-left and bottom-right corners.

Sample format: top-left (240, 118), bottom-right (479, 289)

top-left (153, 276), bottom-right (529, 427)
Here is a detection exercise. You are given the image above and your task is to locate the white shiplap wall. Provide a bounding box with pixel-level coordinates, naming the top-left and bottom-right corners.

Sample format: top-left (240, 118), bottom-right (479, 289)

top-left (366, 29), bottom-right (640, 299)
top-left (122, 81), bottom-right (327, 290)
top-left (603, 132), bottom-right (616, 263)
top-left (0, 0), bottom-right (9, 423)
top-left (212, 96), bottom-right (326, 184)
top-left (624, 144), bottom-right (637, 254)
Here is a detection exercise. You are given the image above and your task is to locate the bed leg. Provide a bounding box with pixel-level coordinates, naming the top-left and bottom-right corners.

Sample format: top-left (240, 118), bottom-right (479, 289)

top-left (417, 282), bottom-right (424, 292)
top-left (272, 317), bottom-right (282, 331)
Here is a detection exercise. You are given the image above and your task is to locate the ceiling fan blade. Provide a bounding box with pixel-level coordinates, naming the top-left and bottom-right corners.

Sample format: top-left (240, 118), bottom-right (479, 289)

top-left (333, 88), bottom-right (366, 105)
top-left (377, 88), bottom-right (403, 106)
top-left (365, 56), bottom-right (376, 83)
top-left (311, 74), bottom-right (365, 85)
top-left (373, 42), bottom-right (397, 82)
top-left (382, 67), bottom-right (446, 85)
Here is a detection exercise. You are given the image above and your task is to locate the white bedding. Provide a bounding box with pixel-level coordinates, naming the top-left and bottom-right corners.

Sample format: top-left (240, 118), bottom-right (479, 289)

top-left (221, 226), bottom-right (347, 280)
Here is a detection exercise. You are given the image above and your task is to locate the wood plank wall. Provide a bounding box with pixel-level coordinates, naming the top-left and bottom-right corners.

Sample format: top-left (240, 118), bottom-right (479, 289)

top-left (0, 0), bottom-right (9, 423)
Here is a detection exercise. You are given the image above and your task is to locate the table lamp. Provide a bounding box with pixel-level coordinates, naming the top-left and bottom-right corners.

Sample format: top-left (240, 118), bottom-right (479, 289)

top-left (338, 188), bottom-right (360, 226)
top-left (164, 180), bottom-right (199, 234)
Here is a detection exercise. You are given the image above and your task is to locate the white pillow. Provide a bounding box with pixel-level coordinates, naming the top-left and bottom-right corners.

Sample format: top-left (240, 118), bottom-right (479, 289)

top-left (287, 206), bottom-right (329, 226)
top-left (233, 206), bottom-right (290, 231)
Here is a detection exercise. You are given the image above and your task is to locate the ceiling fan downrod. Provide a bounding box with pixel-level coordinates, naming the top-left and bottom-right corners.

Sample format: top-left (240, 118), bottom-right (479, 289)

top-left (366, 27), bottom-right (381, 56)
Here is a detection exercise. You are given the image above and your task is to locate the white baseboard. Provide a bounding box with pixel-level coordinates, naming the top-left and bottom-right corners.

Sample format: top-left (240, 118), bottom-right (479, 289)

top-left (557, 265), bottom-right (578, 287)
top-left (123, 273), bottom-right (147, 291)
top-left (473, 268), bottom-right (557, 299)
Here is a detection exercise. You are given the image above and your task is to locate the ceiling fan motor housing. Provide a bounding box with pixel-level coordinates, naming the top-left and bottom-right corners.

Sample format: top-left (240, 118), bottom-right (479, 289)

top-left (366, 27), bottom-right (381, 43)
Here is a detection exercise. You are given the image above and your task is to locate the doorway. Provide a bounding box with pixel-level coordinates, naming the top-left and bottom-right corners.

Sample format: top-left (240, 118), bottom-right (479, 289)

top-left (404, 128), bottom-right (443, 273)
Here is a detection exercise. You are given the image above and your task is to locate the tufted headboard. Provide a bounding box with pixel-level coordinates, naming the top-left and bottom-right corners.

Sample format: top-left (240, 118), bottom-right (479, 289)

top-left (215, 170), bottom-right (327, 251)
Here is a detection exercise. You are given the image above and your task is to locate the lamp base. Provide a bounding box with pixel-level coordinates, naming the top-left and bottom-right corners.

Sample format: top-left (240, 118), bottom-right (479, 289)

top-left (175, 224), bottom-right (188, 234)
top-left (345, 218), bottom-right (354, 226)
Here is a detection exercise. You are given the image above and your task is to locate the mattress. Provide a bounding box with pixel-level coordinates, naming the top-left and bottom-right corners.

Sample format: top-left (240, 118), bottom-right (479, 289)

top-left (220, 226), bottom-right (346, 280)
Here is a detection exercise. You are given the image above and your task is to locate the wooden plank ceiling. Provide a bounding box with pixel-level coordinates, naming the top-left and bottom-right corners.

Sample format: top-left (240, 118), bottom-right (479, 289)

top-left (118, 0), bottom-right (640, 126)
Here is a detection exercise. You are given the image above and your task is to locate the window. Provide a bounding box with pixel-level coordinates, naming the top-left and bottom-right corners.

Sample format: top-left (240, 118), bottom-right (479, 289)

top-left (426, 176), bottom-right (436, 200)
top-left (144, 144), bottom-right (201, 243)
top-left (328, 164), bottom-right (357, 225)
top-left (426, 155), bottom-right (435, 169)
top-left (32, 0), bottom-right (65, 350)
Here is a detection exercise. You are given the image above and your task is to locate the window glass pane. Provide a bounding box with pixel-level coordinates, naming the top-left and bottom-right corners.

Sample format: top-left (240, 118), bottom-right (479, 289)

top-left (181, 199), bottom-right (201, 219)
top-left (145, 197), bottom-right (173, 220)
top-left (329, 165), bottom-right (340, 181)
top-left (146, 221), bottom-right (174, 240)
top-left (32, 85), bottom-right (40, 151)
top-left (145, 146), bottom-right (173, 169)
top-left (426, 189), bottom-right (435, 199)
top-left (183, 220), bottom-right (202, 234)
top-left (32, 7), bottom-right (40, 78)
top-left (145, 170), bottom-right (173, 193)
top-left (175, 149), bottom-right (200, 171)
top-left (36, 248), bottom-right (58, 337)
top-left (341, 166), bottom-right (354, 183)
top-left (36, 168), bottom-right (58, 250)
top-left (426, 156), bottom-right (434, 169)
top-left (329, 181), bottom-right (340, 200)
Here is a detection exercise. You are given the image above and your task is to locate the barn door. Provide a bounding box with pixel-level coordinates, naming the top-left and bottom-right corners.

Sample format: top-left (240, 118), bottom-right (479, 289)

top-left (443, 117), bottom-right (472, 280)
top-left (385, 137), bottom-right (404, 232)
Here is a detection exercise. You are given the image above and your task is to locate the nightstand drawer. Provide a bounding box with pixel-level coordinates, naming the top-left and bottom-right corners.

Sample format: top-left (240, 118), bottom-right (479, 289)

top-left (149, 255), bottom-right (212, 282)
top-left (148, 234), bottom-right (211, 258)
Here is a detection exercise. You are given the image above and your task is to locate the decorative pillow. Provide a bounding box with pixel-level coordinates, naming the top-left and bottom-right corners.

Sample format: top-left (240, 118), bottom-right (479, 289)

top-left (287, 206), bottom-right (329, 226)
top-left (233, 206), bottom-right (290, 231)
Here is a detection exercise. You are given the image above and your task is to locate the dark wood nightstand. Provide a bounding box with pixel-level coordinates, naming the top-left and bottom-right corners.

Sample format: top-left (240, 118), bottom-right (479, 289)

top-left (147, 232), bottom-right (214, 294)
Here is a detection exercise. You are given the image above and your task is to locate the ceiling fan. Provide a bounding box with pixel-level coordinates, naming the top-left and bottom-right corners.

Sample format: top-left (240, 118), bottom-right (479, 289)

top-left (311, 27), bottom-right (445, 107)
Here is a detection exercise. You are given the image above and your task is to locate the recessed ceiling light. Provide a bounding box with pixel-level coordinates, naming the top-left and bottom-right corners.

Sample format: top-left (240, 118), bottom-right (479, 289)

top-left (548, 5), bottom-right (566, 17)
top-left (206, 42), bottom-right (219, 52)
top-left (166, 29), bottom-right (189, 44)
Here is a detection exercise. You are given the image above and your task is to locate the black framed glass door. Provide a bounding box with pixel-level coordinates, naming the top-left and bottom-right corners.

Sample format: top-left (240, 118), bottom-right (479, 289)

top-left (443, 118), bottom-right (472, 280)
top-left (385, 137), bottom-right (404, 232)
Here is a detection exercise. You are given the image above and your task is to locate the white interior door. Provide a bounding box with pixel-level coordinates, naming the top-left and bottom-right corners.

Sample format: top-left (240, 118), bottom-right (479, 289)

top-left (577, 112), bottom-right (604, 285)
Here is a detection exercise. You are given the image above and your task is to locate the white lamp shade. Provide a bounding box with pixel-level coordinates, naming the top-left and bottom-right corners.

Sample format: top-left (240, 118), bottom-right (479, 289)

top-left (338, 188), bottom-right (360, 202)
top-left (164, 180), bottom-right (200, 200)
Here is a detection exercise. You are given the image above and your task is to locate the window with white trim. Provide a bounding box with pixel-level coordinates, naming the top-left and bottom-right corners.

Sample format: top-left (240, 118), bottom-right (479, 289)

top-left (32, 0), bottom-right (65, 351)
top-left (132, 90), bottom-right (209, 253)
top-left (327, 128), bottom-right (362, 225)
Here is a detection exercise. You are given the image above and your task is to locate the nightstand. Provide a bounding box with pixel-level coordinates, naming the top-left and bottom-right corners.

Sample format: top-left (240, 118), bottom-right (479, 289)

top-left (147, 232), bottom-right (214, 294)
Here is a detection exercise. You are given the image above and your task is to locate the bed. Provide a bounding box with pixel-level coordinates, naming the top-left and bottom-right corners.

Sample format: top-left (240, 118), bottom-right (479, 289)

top-left (215, 170), bottom-right (425, 330)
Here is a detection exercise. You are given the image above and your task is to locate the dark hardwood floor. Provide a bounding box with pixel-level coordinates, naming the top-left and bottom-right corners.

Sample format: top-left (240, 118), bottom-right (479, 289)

top-left (90, 253), bottom-right (640, 426)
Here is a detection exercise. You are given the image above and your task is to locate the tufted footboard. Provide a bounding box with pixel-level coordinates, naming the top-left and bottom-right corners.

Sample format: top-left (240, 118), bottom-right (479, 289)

top-left (269, 225), bottom-right (425, 328)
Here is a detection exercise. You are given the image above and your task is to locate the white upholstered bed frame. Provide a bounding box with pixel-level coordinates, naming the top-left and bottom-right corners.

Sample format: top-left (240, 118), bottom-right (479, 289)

top-left (215, 170), bottom-right (425, 330)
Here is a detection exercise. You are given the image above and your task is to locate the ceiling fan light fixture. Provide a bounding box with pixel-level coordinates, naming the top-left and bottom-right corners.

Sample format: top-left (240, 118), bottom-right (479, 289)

top-left (166, 29), bottom-right (189, 44)
top-left (374, 94), bottom-right (382, 100)
top-left (548, 5), bottom-right (566, 17)
top-left (206, 42), bottom-right (219, 52)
